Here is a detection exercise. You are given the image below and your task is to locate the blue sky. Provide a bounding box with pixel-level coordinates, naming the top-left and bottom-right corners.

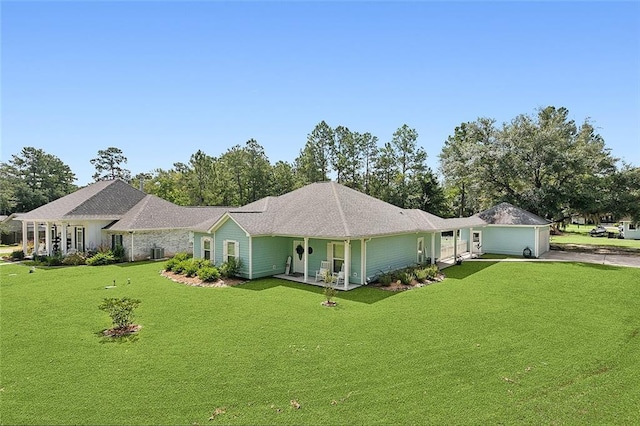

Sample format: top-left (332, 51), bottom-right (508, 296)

top-left (2, 1), bottom-right (639, 186)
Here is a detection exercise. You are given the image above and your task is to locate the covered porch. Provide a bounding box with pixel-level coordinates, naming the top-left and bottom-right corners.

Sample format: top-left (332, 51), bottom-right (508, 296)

top-left (273, 273), bottom-right (362, 291)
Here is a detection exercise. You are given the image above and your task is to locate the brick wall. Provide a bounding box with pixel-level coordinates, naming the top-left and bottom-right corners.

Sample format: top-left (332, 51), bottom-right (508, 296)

top-left (110, 230), bottom-right (193, 261)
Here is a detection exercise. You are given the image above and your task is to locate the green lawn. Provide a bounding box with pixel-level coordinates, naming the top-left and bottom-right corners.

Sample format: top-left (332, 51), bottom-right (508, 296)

top-left (1, 261), bottom-right (639, 424)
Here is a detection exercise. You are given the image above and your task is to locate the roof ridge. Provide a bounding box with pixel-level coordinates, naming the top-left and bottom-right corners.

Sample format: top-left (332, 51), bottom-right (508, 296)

top-left (331, 182), bottom-right (351, 236)
top-left (128, 195), bottom-right (153, 226)
top-left (69, 180), bottom-right (117, 215)
top-left (414, 209), bottom-right (437, 229)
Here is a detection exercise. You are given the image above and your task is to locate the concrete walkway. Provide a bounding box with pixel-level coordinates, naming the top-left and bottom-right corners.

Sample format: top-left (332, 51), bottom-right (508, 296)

top-left (467, 250), bottom-right (640, 268)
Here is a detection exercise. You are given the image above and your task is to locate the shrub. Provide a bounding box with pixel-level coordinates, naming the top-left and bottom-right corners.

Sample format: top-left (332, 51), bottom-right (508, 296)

top-left (43, 253), bottom-right (64, 266)
top-left (323, 281), bottom-right (337, 303)
top-left (398, 271), bottom-right (415, 285)
top-left (197, 266), bottom-right (220, 282)
top-left (424, 264), bottom-right (439, 280)
top-left (112, 245), bottom-right (126, 262)
top-left (165, 253), bottom-right (193, 272)
top-left (98, 297), bottom-right (141, 330)
top-left (183, 261), bottom-right (200, 277)
top-left (414, 268), bottom-right (429, 283)
top-left (379, 272), bottom-right (393, 287)
top-left (173, 252), bottom-right (192, 262)
top-left (164, 257), bottom-right (179, 272)
top-left (10, 250), bottom-right (24, 260)
top-left (220, 257), bottom-right (242, 278)
top-left (86, 251), bottom-right (116, 266)
top-left (62, 252), bottom-right (87, 266)
top-left (172, 259), bottom-right (192, 274)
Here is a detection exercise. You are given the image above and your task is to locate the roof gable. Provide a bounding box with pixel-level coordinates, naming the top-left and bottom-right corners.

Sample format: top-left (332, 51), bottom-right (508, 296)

top-left (19, 179), bottom-right (146, 221)
top-left (108, 195), bottom-right (229, 231)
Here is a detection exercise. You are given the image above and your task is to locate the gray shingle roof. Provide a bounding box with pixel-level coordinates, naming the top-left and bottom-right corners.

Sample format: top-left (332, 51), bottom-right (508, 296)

top-left (476, 202), bottom-right (550, 226)
top-left (106, 195), bottom-right (228, 232)
top-left (222, 181), bottom-right (481, 238)
top-left (19, 179), bottom-right (147, 221)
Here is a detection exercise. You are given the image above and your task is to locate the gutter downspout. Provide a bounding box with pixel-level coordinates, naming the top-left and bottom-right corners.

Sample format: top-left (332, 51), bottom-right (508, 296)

top-left (129, 231), bottom-right (134, 262)
top-left (303, 237), bottom-right (309, 283)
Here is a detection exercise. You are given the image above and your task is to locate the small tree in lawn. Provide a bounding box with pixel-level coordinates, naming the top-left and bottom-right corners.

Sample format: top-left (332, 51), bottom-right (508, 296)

top-left (99, 297), bottom-right (141, 334)
top-left (322, 271), bottom-right (337, 306)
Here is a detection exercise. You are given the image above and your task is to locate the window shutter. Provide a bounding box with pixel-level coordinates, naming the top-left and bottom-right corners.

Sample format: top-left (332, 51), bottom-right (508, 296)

top-left (223, 240), bottom-right (228, 260)
top-left (234, 241), bottom-right (239, 258)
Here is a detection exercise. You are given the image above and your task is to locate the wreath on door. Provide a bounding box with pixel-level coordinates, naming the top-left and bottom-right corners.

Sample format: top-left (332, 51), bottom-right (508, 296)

top-left (296, 244), bottom-right (305, 260)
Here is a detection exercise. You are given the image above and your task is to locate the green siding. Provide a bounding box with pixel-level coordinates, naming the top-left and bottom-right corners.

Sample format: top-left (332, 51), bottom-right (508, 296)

top-left (192, 232), bottom-right (205, 258)
top-left (482, 226), bottom-right (536, 256)
top-left (213, 219), bottom-right (250, 278)
top-left (348, 240), bottom-right (361, 284)
top-left (251, 236), bottom-right (291, 279)
top-left (365, 234), bottom-right (420, 280)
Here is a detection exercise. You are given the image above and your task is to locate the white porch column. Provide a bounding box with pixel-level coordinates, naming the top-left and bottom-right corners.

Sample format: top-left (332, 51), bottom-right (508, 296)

top-left (22, 221), bottom-right (28, 255)
top-left (360, 238), bottom-right (366, 285)
top-left (344, 239), bottom-right (350, 290)
top-left (45, 222), bottom-right (52, 255)
top-left (469, 227), bottom-right (473, 253)
top-left (430, 233), bottom-right (435, 265)
top-left (33, 221), bottom-right (38, 253)
top-left (61, 223), bottom-right (68, 255)
top-left (303, 237), bottom-right (309, 283)
top-left (453, 229), bottom-right (458, 260)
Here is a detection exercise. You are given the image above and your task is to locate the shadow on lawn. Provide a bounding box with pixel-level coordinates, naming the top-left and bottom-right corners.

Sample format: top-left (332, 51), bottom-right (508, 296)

top-left (236, 278), bottom-right (400, 304)
top-left (442, 261), bottom-right (499, 280)
top-left (94, 330), bottom-right (140, 344)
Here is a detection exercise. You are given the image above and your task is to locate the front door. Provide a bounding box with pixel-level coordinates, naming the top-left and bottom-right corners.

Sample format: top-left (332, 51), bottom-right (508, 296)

top-left (472, 231), bottom-right (482, 254)
top-left (292, 240), bottom-right (305, 274)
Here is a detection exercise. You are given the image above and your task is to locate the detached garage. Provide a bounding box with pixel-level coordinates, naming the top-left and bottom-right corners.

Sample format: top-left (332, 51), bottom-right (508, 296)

top-left (475, 202), bottom-right (551, 258)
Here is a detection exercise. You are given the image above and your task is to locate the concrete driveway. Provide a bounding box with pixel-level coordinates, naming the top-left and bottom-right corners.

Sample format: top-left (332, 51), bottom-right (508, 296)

top-left (539, 250), bottom-right (640, 268)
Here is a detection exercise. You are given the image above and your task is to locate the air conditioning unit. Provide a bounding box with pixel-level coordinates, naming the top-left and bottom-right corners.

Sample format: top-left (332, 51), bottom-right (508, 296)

top-left (151, 247), bottom-right (165, 259)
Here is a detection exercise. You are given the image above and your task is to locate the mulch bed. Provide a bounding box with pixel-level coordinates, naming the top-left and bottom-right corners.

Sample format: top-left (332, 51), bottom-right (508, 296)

top-left (160, 270), bottom-right (246, 288)
top-left (370, 274), bottom-right (445, 292)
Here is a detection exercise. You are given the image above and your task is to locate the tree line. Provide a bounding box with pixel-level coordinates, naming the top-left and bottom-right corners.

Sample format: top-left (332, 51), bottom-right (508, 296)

top-left (1, 106), bottom-right (638, 224)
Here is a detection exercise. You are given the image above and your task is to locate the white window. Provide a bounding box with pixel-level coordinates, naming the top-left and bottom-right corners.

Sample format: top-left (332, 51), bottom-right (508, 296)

top-left (332, 242), bottom-right (344, 273)
top-left (75, 227), bottom-right (85, 252)
top-left (201, 237), bottom-right (213, 262)
top-left (223, 240), bottom-right (239, 263)
top-left (417, 237), bottom-right (425, 264)
top-left (629, 223), bottom-right (637, 230)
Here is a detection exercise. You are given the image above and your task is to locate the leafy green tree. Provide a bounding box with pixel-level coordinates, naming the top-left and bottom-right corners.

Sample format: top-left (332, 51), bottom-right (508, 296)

top-left (359, 132), bottom-right (378, 195)
top-left (244, 139), bottom-right (272, 203)
top-left (439, 120), bottom-right (490, 216)
top-left (379, 124), bottom-right (427, 208)
top-left (143, 168), bottom-right (191, 206)
top-left (369, 142), bottom-right (399, 204)
top-left (186, 150), bottom-right (215, 205)
top-left (440, 107), bottom-right (618, 221)
top-left (90, 147), bottom-right (131, 181)
top-left (332, 126), bottom-right (363, 189)
top-left (413, 169), bottom-right (450, 217)
top-left (271, 160), bottom-right (296, 196)
top-left (294, 121), bottom-right (334, 185)
top-left (0, 147), bottom-right (76, 212)
top-left (220, 144), bottom-right (249, 206)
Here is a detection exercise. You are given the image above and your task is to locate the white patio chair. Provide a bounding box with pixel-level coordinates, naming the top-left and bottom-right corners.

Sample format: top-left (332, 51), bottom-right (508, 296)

top-left (315, 261), bottom-right (331, 282)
